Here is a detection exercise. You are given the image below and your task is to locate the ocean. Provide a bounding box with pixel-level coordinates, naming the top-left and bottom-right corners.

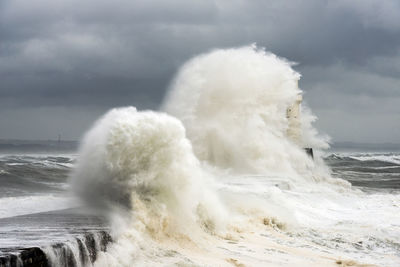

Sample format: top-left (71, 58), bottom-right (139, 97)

top-left (0, 153), bottom-right (111, 266)
top-left (1, 46), bottom-right (400, 267)
top-left (0, 151), bottom-right (399, 266)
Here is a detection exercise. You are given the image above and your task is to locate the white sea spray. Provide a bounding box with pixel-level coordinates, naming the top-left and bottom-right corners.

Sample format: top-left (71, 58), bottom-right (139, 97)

top-left (70, 46), bottom-right (400, 267)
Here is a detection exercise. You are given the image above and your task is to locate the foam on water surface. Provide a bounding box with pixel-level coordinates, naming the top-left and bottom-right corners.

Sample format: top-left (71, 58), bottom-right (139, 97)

top-left (69, 46), bottom-right (400, 266)
top-left (0, 195), bottom-right (75, 219)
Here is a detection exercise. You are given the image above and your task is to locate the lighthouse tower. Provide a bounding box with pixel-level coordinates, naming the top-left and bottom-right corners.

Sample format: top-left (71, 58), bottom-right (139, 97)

top-left (286, 85), bottom-right (303, 145)
top-left (286, 82), bottom-right (313, 158)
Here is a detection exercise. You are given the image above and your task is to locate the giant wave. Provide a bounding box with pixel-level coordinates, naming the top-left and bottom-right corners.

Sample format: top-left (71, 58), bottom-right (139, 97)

top-left (70, 46), bottom-right (400, 267)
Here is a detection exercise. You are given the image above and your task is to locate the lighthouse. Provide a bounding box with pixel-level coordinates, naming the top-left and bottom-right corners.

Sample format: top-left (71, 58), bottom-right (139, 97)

top-left (286, 92), bottom-right (303, 144)
top-left (286, 82), bottom-right (313, 158)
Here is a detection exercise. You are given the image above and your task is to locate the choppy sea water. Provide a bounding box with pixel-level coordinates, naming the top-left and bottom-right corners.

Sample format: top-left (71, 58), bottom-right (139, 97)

top-left (0, 152), bottom-right (399, 266)
top-left (0, 154), bottom-right (112, 266)
top-left (326, 152), bottom-right (400, 192)
top-left (0, 154), bottom-right (76, 218)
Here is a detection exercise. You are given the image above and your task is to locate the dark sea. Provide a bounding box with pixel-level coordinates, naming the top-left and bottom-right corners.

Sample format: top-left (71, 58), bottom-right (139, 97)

top-left (326, 151), bottom-right (400, 193)
top-left (0, 144), bottom-right (399, 266)
top-left (0, 142), bottom-right (111, 266)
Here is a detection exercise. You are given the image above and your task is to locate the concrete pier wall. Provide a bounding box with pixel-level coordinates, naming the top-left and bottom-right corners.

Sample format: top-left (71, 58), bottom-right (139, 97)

top-left (0, 231), bottom-right (112, 267)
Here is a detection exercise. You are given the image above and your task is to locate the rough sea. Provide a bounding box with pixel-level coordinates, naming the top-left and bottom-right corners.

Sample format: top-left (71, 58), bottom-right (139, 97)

top-left (1, 47), bottom-right (399, 267)
top-left (0, 152), bottom-right (111, 266)
top-left (0, 150), bottom-right (399, 266)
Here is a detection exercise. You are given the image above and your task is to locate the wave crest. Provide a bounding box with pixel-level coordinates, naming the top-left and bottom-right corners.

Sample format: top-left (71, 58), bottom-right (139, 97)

top-left (71, 107), bottom-right (227, 239)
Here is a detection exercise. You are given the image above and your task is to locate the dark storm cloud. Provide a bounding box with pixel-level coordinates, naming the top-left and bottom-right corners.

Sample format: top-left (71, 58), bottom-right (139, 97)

top-left (1, 0), bottom-right (399, 141)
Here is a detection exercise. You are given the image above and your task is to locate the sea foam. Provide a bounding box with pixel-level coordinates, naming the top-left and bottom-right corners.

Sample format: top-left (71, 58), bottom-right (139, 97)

top-left (70, 46), bottom-right (400, 266)
top-left (164, 46), bottom-right (337, 186)
top-left (71, 107), bottom-right (227, 232)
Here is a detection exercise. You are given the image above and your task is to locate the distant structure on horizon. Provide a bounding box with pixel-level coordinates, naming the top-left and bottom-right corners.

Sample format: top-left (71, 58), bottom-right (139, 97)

top-left (0, 139), bottom-right (78, 152)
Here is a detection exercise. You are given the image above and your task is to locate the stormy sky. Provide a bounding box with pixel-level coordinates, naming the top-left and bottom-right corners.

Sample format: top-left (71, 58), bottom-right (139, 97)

top-left (1, 0), bottom-right (399, 143)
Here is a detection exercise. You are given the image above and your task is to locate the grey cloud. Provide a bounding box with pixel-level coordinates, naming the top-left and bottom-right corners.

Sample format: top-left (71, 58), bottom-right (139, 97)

top-left (300, 62), bottom-right (400, 99)
top-left (332, 0), bottom-right (400, 31)
top-left (0, 0), bottom-right (400, 142)
top-left (313, 108), bottom-right (400, 143)
top-left (0, 106), bottom-right (108, 140)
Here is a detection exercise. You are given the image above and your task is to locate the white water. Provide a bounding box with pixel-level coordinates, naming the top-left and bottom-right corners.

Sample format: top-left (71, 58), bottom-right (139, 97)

top-left (0, 195), bottom-right (74, 219)
top-left (349, 153), bottom-right (400, 165)
top-left (71, 46), bottom-right (400, 266)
